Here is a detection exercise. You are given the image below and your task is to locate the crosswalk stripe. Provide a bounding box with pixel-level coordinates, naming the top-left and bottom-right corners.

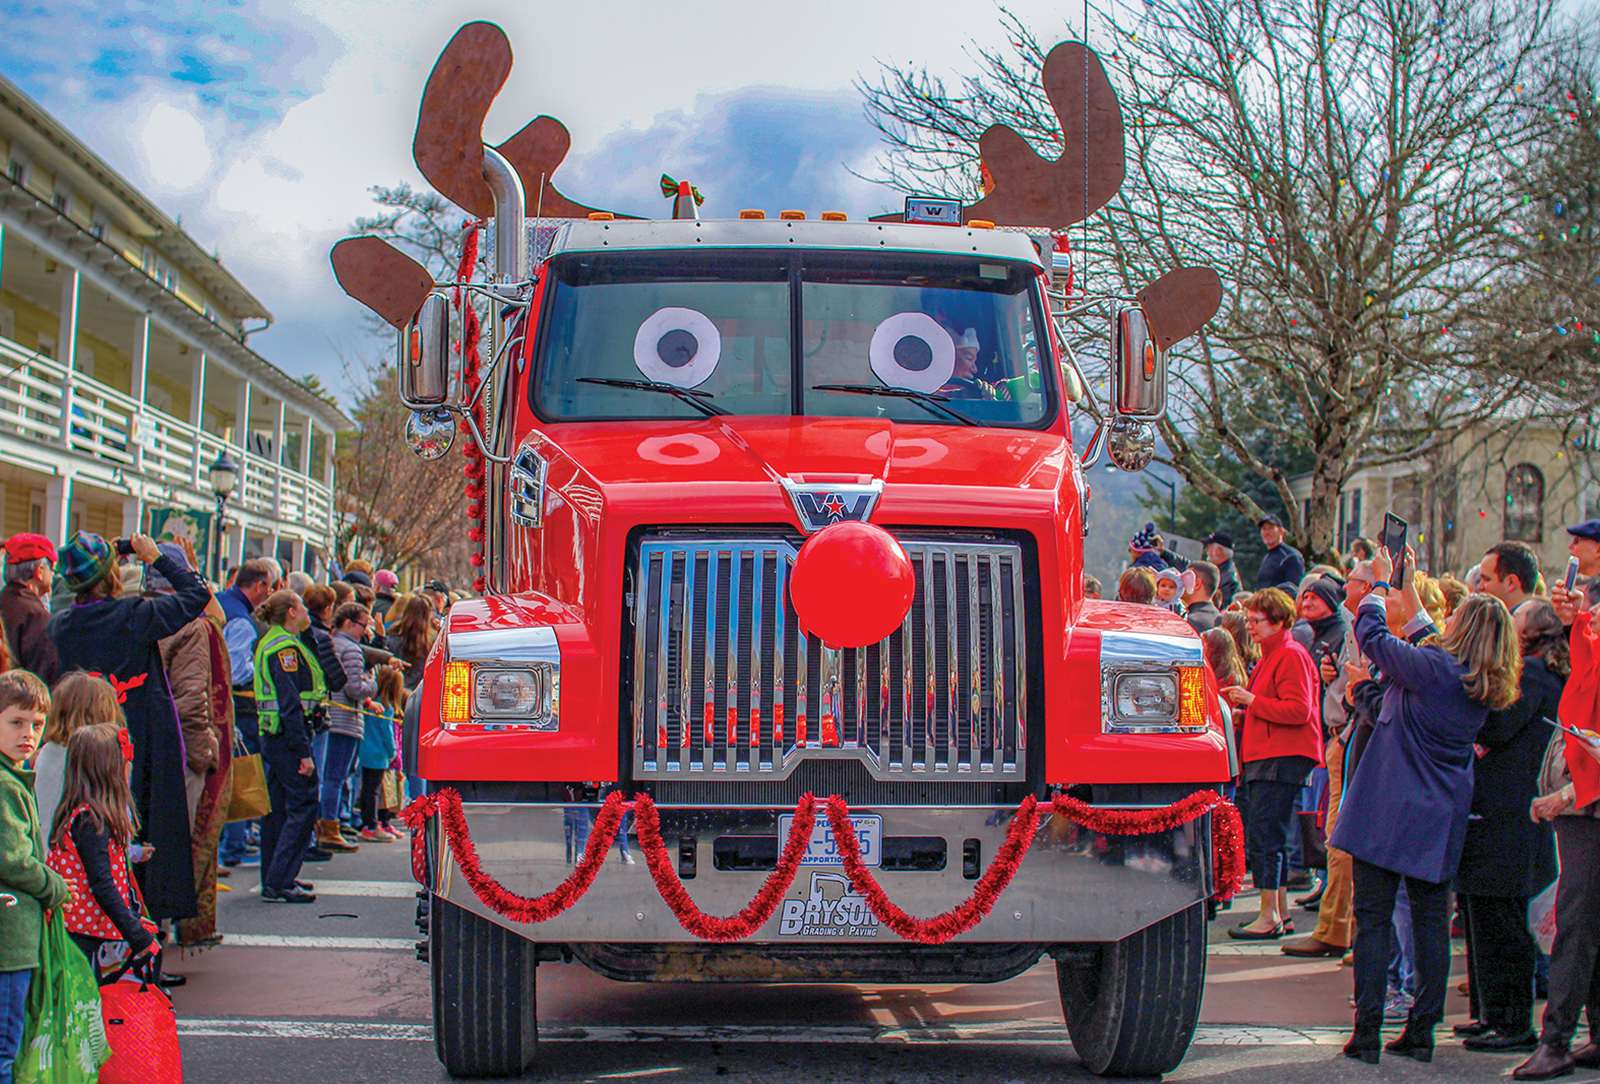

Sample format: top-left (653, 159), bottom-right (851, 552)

top-left (173, 1018), bottom-right (1353, 1047)
top-left (244, 880), bottom-right (417, 898)
top-left (220, 934), bottom-right (415, 951)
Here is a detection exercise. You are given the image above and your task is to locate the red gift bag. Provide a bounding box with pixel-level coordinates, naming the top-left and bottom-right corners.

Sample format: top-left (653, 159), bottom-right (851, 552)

top-left (98, 976), bottom-right (183, 1084)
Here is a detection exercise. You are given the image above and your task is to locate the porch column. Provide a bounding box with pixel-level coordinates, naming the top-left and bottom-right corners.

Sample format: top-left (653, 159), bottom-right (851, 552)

top-left (290, 537), bottom-right (307, 575)
top-left (271, 398), bottom-right (285, 519)
top-left (43, 473), bottom-right (72, 547)
top-left (55, 267), bottom-right (80, 448)
top-left (130, 314), bottom-right (149, 472)
top-left (188, 351), bottom-right (207, 485)
top-left (234, 379), bottom-right (251, 507)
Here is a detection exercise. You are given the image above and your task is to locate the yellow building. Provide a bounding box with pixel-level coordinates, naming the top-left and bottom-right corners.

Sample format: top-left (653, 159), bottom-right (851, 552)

top-left (1290, 424), bottom-right (1600, 582)
top-left (0, 72), bottom-right (352, 574)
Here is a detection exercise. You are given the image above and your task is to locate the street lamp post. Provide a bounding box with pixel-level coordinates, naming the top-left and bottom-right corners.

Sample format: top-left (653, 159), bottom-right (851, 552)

top-left (207, 451), bottom-right (239, 583)
top-left (1106, 461), bottom-right (1177, 533)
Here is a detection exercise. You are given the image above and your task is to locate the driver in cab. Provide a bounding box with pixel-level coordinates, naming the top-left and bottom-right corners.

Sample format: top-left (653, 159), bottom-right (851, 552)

top-left (936, 324), bottom-right (999, 400)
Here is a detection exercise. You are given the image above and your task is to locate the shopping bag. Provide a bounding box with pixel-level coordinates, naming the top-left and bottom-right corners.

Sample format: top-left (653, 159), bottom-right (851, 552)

top-left (13, 909), bottom-right (110, 1084)
top-left (1296, 809), bottom-right (1328, 872)
top-left (225, 730), bottom-right (270, 823)
top-left (1530, 879), bottom-right (1560, 956)
top-left (97, 961), bottom-right (182, 1084)
top-left (381, 769), bottom-right (406, 812)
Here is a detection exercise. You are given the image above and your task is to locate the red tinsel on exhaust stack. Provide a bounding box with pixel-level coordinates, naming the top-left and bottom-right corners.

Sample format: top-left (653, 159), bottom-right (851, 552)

top-left (454, 220), bottom-right (488, 591)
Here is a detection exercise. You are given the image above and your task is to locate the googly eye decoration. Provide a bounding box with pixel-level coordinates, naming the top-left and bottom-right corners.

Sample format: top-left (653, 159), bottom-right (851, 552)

top-left (633, 307), bottom-right (722, 388)
top-left (869, 313), bottom-right (955, 395)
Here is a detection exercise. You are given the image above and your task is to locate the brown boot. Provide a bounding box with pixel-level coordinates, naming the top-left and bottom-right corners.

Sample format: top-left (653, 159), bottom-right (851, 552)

top-left (1514, 1044), bottom-right (1576, 1081)
top-left (316, 819), bottom-right (359, 853)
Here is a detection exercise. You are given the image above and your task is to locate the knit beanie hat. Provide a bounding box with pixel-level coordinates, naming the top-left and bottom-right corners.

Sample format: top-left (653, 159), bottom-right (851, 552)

top-left (1129, 521), bottom-right (1159, 553)
top-left (58, 531), bottom-right (115, 593)
top-left (1301, 576), bottom-right (1344, 613)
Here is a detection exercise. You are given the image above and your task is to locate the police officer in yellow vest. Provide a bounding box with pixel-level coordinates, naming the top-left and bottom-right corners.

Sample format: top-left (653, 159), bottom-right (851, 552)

top-left (253, 589), bottom-right (326, 903)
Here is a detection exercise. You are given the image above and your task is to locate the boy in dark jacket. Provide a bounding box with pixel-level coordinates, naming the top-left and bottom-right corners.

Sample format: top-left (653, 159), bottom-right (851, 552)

top-left (0, 670), bottom-right (68, 1084)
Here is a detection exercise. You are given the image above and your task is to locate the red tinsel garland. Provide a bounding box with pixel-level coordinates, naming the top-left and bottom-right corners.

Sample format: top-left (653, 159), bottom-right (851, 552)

top-left (400, 788), bottom-right (626, 922)
top-left (399, 788), bottom-right (1246, 940)
top-left (1050, 789), bottom-right (1246, 902)
top-left (453, 220), bottom-right (488, 592)
top-left (826, 794), bottom-right (1041, 944)
top-left (632, 792), bottom-right (818, 942)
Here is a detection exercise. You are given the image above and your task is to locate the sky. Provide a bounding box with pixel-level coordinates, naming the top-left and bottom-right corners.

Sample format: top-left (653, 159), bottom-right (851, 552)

top-left (0, 0), bottom-right (1103, 401)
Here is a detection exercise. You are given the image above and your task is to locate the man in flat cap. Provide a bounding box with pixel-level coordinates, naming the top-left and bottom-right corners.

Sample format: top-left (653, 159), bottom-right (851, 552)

top-left (1203, 531), bottom-right (1242, 607)
top-left (1567, 519), bottom-right (1600, 580)
top-left (0, 533), bottom-right (60, 683)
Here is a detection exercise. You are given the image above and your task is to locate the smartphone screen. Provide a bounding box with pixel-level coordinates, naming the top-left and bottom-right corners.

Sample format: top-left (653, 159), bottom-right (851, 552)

top-left (1567, 556), bottom-right (1580, 592)
top-left (1382, 512), bottom-right (1407, 589)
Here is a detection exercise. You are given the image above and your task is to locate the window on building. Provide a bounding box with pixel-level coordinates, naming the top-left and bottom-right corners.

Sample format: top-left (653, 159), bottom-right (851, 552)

top-left (1349, 488), bottom-right (1363, 549)
top-left (51, 191), bottom-right (69, 214)
top-left (1505, 463), bottom-right (1545, 543)
top-left (5, 159), bottom-right (25, 184)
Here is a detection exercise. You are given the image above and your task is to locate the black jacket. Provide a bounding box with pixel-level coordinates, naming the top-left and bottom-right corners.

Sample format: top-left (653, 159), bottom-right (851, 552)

top-left (1216, 560), bottom-right (1242, 608)
top-left (47, 554), bottom-right (210, 920)
top-left (1257, 543), bottom-right (1307, 593)
top-left (1455, 656), bottom-right (1563, 898)
top-left (303, 615), bottom-right (347, 696)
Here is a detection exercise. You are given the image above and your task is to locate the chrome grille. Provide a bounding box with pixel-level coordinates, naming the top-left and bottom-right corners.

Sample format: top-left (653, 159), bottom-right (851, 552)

top-left (630, 535), bottom-right (1027, 782)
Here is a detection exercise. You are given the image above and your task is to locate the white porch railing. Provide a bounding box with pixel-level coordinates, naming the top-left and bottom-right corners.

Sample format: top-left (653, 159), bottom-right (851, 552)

top-left (0, 334), bottom-right (333, 533)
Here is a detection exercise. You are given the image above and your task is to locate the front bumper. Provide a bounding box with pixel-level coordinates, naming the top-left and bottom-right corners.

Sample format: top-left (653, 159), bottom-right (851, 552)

top-left (426, 802), bottom-right (1211, 944)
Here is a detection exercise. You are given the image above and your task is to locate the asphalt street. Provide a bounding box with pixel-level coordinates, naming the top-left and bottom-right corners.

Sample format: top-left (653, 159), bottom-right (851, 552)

top-left (162, 841), bottom-right (1583, 1083)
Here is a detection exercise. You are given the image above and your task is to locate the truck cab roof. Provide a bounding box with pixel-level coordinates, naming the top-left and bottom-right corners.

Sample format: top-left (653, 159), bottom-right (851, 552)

top-left (543, 218), bottom-right (1046, 265)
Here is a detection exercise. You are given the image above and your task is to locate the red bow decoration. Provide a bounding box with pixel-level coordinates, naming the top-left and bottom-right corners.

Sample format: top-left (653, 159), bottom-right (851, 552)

top-left (86, 671), bottom-right (148, 705)
top-left (116, 728), bottom-right (134, 763)
top-left (659, 174), bottom-right (704, 205)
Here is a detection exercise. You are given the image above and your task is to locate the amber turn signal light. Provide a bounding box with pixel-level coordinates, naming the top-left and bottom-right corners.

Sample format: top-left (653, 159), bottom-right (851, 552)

top-left (442, 661), bottom-right (472, 724)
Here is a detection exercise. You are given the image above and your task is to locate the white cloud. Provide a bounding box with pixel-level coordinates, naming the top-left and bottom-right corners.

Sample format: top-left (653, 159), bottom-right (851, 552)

top-left (131, 100), bottom-right (216, 191)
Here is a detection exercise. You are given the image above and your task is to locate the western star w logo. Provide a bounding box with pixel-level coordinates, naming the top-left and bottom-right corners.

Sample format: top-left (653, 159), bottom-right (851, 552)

top-left (782, 480), bottom-right (883, 534)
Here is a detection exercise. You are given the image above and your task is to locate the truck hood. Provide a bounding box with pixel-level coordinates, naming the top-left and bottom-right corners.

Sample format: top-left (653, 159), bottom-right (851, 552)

top-left (533, 417), bottom-right (1069, 498)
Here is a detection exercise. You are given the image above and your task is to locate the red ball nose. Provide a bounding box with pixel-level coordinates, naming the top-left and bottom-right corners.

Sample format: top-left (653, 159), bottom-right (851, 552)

top-left (789, 521), bottom-right (915, 648)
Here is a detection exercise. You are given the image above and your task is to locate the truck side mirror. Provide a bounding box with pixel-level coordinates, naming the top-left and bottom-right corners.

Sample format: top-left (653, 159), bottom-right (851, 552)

top-left (398, 293), bottom-right (453, 408)
top-left (1113, 307), bottom-right (1167, 418)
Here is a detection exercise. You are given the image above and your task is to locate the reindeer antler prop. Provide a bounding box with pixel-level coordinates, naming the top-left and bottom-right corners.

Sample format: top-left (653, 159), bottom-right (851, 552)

top-left (332, 20), bottom-right (623, 324)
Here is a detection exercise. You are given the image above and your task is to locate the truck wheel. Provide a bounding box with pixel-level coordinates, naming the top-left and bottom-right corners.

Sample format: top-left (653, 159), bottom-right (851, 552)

top-left (431, 895), bottom-right (538, 1078)
top-left (1056, 901), bottom-right (1207, 1077)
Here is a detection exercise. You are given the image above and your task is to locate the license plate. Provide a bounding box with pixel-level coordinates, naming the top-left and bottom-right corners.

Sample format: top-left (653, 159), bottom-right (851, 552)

top-left (779, 813), bottom-right (881, 867)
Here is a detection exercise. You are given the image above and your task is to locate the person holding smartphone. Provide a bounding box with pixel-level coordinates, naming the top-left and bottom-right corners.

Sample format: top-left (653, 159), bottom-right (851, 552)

top-left (46, 533), bottom-right (212, 928)
top-left (1331, 545), bottom-right (1522, 1064)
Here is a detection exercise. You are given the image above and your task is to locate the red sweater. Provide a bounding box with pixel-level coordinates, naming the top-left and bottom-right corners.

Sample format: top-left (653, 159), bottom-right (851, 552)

top-left (1240, 630), bottom-right (1324, 766)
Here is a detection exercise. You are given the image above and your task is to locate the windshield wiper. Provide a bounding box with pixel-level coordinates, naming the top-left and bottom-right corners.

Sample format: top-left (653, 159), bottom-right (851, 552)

top-left (576, 377), bottom-right (727, 416)
top-left (811, 384), bottom-right (977, 426)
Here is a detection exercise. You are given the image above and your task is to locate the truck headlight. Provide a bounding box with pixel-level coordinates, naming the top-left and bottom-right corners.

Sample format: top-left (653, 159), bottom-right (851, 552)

top-left (1102, 662), bottom-right (1209, 733)
top-left (440, 627), bottom-right (560, 731)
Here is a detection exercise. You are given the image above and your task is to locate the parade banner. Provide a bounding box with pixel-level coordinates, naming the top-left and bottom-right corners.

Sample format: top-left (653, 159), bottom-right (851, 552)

top-left (145, 506), bottom-right (214, 577)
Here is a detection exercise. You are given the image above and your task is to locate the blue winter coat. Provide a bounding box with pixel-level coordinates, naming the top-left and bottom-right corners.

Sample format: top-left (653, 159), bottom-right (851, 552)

top-left (1328, 597), bottom-right (1490, 884)
top-left (359, 705), bottom-right (398, 771)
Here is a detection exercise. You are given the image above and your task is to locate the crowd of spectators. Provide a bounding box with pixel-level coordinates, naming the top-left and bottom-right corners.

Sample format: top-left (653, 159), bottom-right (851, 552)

top-left (1095, 510), bottom-right (1600, 1075)
top-left (0, 528), bottom-right (454, 1006)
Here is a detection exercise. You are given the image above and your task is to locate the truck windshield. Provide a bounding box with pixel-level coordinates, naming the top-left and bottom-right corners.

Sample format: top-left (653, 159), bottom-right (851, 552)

top-left (532, 250), bottom-right (1052, 427)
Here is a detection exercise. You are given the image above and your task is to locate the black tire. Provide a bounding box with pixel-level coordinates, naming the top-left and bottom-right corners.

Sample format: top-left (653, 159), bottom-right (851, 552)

top-left (431, 895), bottom-right (538, 1078)
top-left (1056, 900), bottom-right (1207, 1077)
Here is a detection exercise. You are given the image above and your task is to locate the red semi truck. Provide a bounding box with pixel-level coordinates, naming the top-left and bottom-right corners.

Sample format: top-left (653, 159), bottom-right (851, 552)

top-left (332, 22), bottom-right (1233, 1080)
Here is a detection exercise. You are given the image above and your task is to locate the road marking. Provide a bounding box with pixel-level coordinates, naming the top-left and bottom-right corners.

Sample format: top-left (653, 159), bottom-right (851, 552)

top-left (245, 880), bottom-right (417, 898)
top-left (173, 1018), bottom-right (1353, 1047)
top-left (219, 934), bottom-right (414, 951)
top-left (1209, 940), bottom-right (1464, 958)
